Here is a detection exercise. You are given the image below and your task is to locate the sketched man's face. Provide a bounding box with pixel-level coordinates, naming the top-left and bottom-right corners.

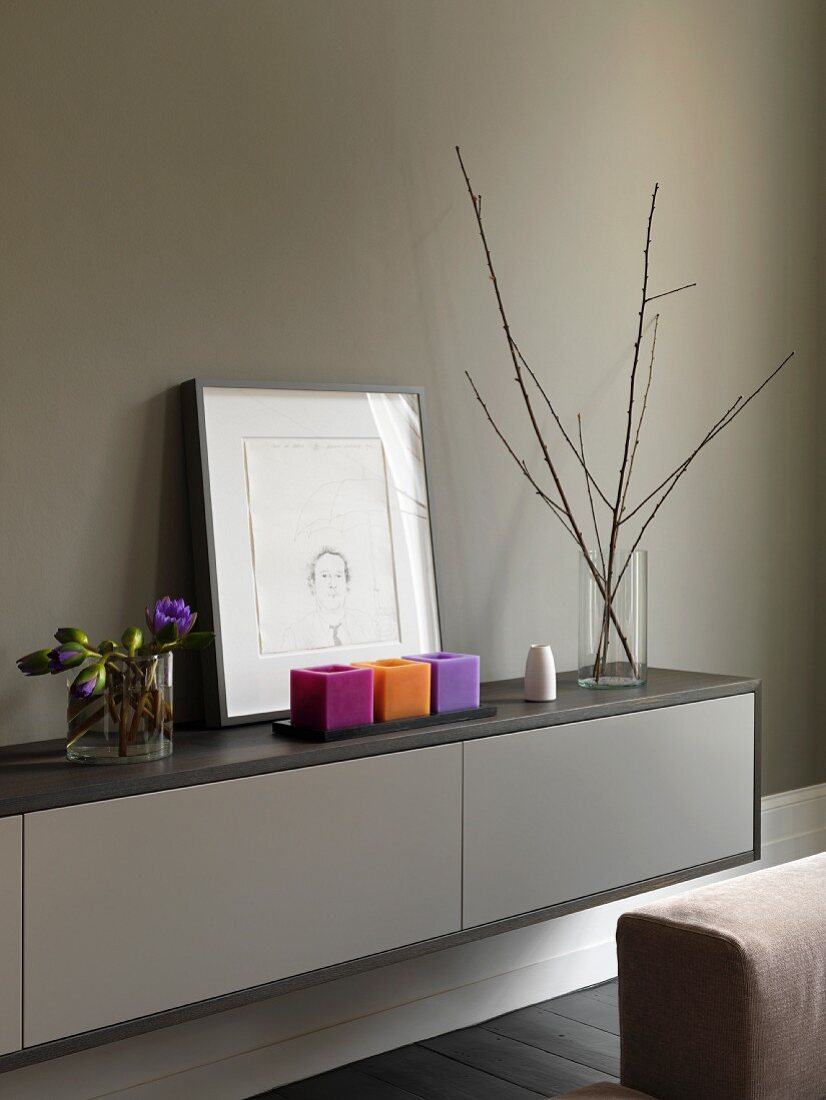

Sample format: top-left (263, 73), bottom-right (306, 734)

top-left (312, 553), bottom-right (347, 613)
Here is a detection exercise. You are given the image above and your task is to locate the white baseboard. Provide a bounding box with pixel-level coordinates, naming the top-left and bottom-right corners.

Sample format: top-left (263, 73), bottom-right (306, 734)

top-left (5, 783), bottom-right (826, 1100)
top-left (761, 781), bottom-right (826, 855)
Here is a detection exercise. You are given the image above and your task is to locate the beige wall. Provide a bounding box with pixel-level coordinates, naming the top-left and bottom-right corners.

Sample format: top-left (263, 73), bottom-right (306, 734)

top-left (0, 0), bottom-right (821, 794)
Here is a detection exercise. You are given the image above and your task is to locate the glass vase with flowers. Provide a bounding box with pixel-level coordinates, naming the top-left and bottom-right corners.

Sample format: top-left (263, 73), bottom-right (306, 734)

top-left (17, 597), bottom-right (213, 763)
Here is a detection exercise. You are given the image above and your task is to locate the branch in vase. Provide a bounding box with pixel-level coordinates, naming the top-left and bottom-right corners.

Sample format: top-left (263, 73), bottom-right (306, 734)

top-left (615, 183), bottom-right (658, 515)
top-left (609, 397), bottom-right (745, 599)
top-left (620, 312), bottom-right (660, 519)
top-left (456, 149), bottom-right (798, 686)
top-left (456, 148), bottom-right (599, 565)
top-left (457, 146), bottom-right (639, 672)
top-left (466, 371), bottom-right (637, 667)
top-left (612, 350), bottom-right (795, 597)
top-left (578, 414), bottom-right (605, 576)
top-left (621, 395), bottom-right (742, 525)
top-left (645, 281), bottom-right (696, 304)
top-left (621, 349), bottom-right (794, 528)
top-left (455, 148), bottom-right (583, 528)
top-left (465, 370), bottom-right (574, 537)
top-left (515, 342), bottom-right (612, 509)
top-left (600, 184), bottom-right (659, 679)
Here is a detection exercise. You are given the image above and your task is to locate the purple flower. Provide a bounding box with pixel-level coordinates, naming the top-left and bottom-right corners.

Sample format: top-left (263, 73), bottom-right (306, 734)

top-left (16, 649), bottom-right (52, 676)
top-left (70, 662), bottom-right (105, 700)
top-left (48, 643), bottom-right (88, 673)
top-left (146, 597), bottom-right (197, 639)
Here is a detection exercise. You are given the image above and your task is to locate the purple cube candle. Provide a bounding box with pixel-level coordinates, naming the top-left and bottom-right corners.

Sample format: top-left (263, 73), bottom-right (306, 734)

top-left (290, 664), bottom-right (374, 732)
top-left (404, 652), bottom-right (480, 713)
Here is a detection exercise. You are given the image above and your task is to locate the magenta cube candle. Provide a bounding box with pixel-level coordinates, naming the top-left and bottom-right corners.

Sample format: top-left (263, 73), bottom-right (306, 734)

top-left (290, 664), bottom-right (374, 731)
top-left (404, 652), bottom-right (480, 713)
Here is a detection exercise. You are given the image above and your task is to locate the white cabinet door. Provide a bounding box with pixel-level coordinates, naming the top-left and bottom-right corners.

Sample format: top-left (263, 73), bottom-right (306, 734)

top-left (463, 695), bottom-right (755, 929)
top-left (0, 816), bottom-right (21, 1055)
top-left (24, 744), bottom-right (461, 1046)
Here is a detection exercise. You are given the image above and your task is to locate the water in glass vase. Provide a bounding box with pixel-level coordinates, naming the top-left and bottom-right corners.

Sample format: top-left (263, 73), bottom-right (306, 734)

top-left (578, 549), bottom-right (647, 689)
top-left (66, 652), bottom-right (173, 763)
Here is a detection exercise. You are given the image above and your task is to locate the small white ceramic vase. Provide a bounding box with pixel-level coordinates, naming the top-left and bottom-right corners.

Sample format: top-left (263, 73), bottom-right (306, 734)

top-left (524, 643), bottom-right (557, 702)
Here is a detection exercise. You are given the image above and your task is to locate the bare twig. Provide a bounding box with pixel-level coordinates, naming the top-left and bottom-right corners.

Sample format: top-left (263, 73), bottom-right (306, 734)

top-left (620, 396), bottom-right (741, 525)
top-left (613, 350), bottom-right (795, 595)
top-left (456, 150), bottom-right (795, 686)
top-left (620, 313), bottom-right (659, 519)
top-left (455, 149), bottom-right (580, 533)
top-left (515, 342), bottom-right (612, 509)
top-left (621, 350), bottom-right (794, 526)
top-left (599, 184), bottom-right (658, 679)
top-left (456, 153), bottom-right (585, 536)
top-left (578, 414), bottom-right (605, 575)
top-left (615, 184), bottom-right (658, 512)
top-left (646, 281), bottom-right (696, 304)
top-left (465, 370), bottom-right (574, 536)
top-left (457, 146), bottom-right (641, 665)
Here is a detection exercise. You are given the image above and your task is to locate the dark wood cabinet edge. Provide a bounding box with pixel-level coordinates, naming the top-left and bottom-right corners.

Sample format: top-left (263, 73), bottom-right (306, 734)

top-left (0, 675), bottom-right (761, 818)
top-left (0, 847), bottom-right (757, 1073)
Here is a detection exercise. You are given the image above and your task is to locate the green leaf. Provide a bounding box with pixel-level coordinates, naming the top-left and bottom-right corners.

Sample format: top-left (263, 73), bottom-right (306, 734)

top-left (70, 662), bottom-right (106, 698)
top-left (16, 649), bottom-right (52, 676)
top-left (155, 621), bottom-right (178, 646)
top-left (92, 663), bottom-right (106, 695)
top-left (175, 631), bottom-right (215, 651)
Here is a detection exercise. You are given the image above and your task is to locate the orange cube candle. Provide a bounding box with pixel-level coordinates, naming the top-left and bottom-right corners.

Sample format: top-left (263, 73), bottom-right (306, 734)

top-left (351, 658), bottom-right (431, 722)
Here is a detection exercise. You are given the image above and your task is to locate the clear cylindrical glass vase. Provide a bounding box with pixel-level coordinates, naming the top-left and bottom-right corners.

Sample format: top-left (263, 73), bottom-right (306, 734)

top-left (66, 652), bottom-right (173, 763)
top-left (578, 549), bottom-right (647, 689)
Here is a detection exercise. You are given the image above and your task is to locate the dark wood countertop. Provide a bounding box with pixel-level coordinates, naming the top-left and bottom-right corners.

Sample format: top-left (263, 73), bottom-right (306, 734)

top-left (0, 668), bottom-right (759, 817)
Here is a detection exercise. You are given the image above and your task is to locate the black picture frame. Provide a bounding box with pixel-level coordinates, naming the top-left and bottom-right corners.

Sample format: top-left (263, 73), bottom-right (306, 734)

top-left (181, 378), bottom-right (443, 726)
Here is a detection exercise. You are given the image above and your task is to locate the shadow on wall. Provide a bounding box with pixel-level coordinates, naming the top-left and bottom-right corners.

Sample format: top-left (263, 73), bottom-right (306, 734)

top-left (0, 386), bottom-right (206, 736)
top-left (123, 386), bottom-right (204, 724)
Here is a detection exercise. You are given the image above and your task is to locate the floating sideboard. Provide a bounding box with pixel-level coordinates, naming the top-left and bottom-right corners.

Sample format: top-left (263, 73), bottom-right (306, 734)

top-left (0, 668), bottom-right (760, 1072)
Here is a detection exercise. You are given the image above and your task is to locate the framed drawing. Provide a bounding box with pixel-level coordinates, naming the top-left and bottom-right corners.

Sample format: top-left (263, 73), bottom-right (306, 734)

top-left (181, 380), bottom-right (442, 725)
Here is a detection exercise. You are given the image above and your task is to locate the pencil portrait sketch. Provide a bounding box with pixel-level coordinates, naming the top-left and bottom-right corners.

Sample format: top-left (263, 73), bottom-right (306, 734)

top-left (244, 437), bottom-right (401, 655)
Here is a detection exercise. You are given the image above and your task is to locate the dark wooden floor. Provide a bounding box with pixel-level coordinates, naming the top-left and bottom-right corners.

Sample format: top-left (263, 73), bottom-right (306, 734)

top-left (255, 979), bottom-right (619, 1099)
